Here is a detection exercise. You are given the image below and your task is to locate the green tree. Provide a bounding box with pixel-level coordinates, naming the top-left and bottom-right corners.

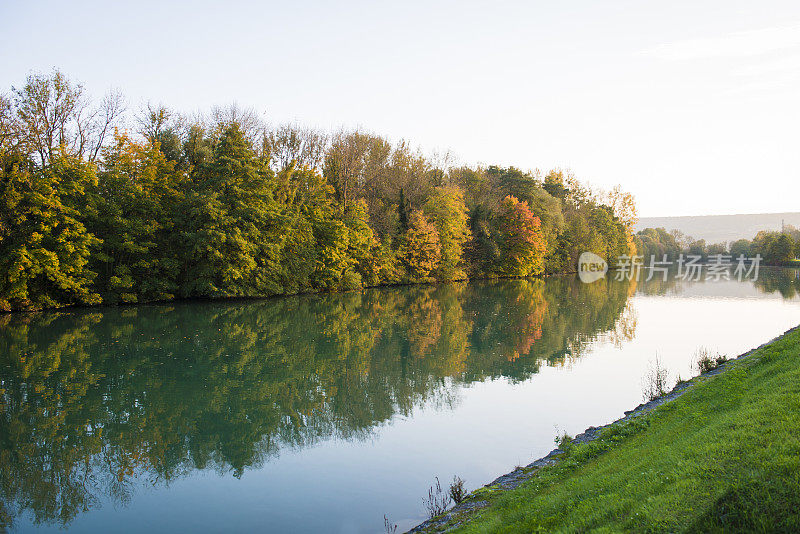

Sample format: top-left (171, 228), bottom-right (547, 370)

top-left (768, 233), bottom-right (795, 263)
top-left (272, 166), bottom-right (326, 293)
top-left (706, 242), bottom-right (728, 256)
top-left (729, 239), bottom-right (751, 258)
top-left (182, 124), bottom-right (281, 297)
top-left (750, 231), bottom-right (795, 263)
top-left (688, 239), bottom-right (707, 257)
top-left (0, 152), bottom-right (100, 310)
top-left (310, 216), bottom-right (352, 289)
top-left (543, 169), bottom-right (570, 199)
top-left (88, 133), bottom-right (184, 303)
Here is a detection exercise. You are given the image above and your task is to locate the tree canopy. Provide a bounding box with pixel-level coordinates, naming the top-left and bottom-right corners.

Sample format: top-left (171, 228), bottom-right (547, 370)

top-left (0, 70), bottom-right (637, 311)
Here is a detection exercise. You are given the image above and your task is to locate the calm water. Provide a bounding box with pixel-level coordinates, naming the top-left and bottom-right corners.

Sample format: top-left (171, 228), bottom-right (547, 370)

top-left (1, 269), bottom-right (799, 533)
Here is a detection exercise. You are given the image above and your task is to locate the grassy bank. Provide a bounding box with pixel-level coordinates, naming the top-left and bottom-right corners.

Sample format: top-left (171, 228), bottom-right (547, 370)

top-left (420, 326), bottom-right (800, 533)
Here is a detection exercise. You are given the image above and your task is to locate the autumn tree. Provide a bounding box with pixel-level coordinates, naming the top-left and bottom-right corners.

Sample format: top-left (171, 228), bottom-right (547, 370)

top-left (0, 70), bottom-right (644, 311)
top-left (400, 210), bottom-right (441, 281)
top-left (422, 186), bottom-right (469, 280)
top-left (495, 196), bottom-right (547, 277)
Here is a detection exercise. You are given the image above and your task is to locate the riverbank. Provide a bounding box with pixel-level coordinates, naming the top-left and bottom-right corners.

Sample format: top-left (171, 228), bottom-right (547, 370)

top-left (410, 325), bottom-right (800, 533)
top-left (0, 271), bottom-right (576, 315)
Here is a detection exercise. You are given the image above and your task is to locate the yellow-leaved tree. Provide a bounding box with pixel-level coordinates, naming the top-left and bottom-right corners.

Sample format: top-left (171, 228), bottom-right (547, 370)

top-left (400, 210), bottom-right (441, 282)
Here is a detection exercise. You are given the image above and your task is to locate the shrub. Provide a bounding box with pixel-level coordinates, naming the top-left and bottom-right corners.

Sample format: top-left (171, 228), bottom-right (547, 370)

top-left (555, 430), bottom-right (575, 453)
top-left (642, 353), bottom-right (669, 401)
top-left (449, 476), bottom-right (467, 504)
top-left (695, 347), bottom-right (728, 374)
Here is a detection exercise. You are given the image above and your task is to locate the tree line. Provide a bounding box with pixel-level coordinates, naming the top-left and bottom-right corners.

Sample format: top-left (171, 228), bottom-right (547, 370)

top-left (0, 70), bottom-right (637, 311)
top-left (636, 226), bottom-right (800, 265)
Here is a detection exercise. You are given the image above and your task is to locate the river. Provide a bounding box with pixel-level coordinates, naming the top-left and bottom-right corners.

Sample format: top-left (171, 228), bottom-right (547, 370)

top-left (1, 268), bottom-right (799, 533)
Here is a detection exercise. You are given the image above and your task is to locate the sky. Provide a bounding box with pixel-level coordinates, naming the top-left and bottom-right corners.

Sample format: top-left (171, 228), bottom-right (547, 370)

top-left (2, 0), bottom-right (799, 217)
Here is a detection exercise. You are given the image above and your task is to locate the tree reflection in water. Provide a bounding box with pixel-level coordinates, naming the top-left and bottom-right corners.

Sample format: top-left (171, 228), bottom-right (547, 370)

top-left (1, 276), bottom-right (642, 528)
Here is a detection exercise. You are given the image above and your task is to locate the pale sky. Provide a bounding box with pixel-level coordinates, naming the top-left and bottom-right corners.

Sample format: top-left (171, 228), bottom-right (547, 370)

top-left (2, 0), bottom-right (799, 217)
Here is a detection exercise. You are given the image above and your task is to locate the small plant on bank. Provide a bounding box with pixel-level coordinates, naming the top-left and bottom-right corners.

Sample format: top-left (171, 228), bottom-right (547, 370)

top-left (695, 347), bottom-right (728, 373)
top-left (642, 353), bottom-right (670, 401)
top-left (383, 515), bottom-right (397, 534)
top-left (423, 476), bottom-right (452, 519)
top-left (449, 476), bottom-right (467, 504)
top-left (554, 430), bottom-right (574, 452)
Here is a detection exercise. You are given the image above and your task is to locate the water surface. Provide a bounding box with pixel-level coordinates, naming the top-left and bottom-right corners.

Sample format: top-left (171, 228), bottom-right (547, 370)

top-left (1, 269), bottom-right (799, 533)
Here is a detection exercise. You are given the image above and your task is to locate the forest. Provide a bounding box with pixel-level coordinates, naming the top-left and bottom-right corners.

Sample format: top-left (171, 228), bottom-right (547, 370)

top-left (0, 70), bottom-right (637, 312)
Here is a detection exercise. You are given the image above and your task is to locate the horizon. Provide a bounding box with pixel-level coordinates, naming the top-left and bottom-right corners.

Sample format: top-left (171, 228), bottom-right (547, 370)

top-left (640, 210), bottom-right (800, 219)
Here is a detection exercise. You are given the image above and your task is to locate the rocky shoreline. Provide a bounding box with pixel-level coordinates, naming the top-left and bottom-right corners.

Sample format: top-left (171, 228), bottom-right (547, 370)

top-left (407, 326), bottom-right (798, 533)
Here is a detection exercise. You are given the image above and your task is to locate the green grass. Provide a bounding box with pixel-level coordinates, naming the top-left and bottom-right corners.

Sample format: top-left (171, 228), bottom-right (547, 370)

top-left (447, 327), bottom-right (800, 533)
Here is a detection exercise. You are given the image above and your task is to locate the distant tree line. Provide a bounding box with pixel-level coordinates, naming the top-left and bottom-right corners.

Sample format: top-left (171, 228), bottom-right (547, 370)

top-left (636, 226), bottom-right (800, 264)
top-left (0, 70), bottom-right (636, 311)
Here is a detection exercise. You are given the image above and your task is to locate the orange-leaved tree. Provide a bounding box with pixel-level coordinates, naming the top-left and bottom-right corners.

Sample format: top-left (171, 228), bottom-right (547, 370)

top-left (495, 195), bottom-right (547, 277)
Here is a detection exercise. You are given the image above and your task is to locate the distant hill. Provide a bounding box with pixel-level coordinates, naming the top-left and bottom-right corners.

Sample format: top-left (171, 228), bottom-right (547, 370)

top-left (634, 212), bottom-right (800, 244)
